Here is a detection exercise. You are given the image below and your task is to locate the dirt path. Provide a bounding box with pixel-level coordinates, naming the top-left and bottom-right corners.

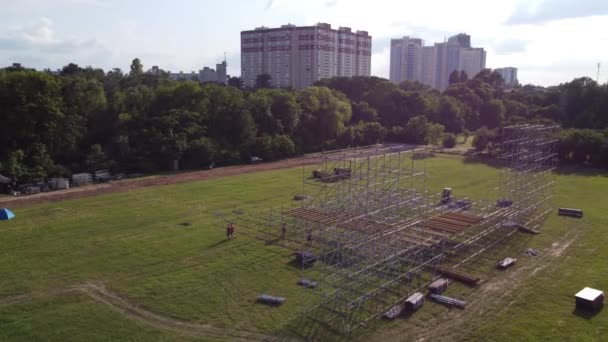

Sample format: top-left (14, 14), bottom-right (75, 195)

top-left (0, 155), bottom-right (323, 208)
top-left (1, 282), bottom-right (268, 341)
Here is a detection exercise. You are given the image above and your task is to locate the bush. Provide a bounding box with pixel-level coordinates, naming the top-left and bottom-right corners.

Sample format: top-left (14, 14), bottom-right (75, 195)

top-left (442, 133), bottom-right (457, 148)
top-left (473, 127), bottom-right (497, 151)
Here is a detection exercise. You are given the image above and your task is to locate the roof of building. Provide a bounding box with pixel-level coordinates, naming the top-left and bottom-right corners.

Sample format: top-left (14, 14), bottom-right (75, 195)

top-left (575, 287), bottom-right (604, 301)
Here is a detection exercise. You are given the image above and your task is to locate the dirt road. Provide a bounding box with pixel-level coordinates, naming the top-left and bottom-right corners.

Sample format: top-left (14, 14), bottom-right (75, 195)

top-left (0, 155), bottom-right (322, 208)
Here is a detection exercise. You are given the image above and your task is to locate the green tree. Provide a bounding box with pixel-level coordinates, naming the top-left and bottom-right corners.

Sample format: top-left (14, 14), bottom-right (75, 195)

top-left (24, 143), bottom-right (55, 183)
top-left (204, 84), bottom-right (256, 149)
top-left (354, 122), bottom-right (385, 145)
top-left (442, 133), bottom-right (457, 148)
top-left (473, 127), bottom-right (497, 152)
top-left (399, 80), bottom-right (430, 92)
top-left (255, 73), bottom-right (273, 89)
top-left (404, 116), bottom-right (428, 144)
top-left (351, 101), bottom-right (378, 122)
top-left (460, 70), bottom-right (469, 82)
top-left (85, 144), bottom-right (110, 171)
top-left (426, 123), bottom-right (445, 145)
top-left (474, 69), bottom-right (505, 88)
top-left (431, 96), bottom-right (465, 133)
top-left (449, 70), bottom-right (461, 85)
top-left (297, 86), bottom-right (352, 150)
top-left (61, 63), bottom-right (83, 75)
top-left (130, 58), bottom-right (143, 77)
top-left (0, 70), bottom-right (64, 160)
top-left (480, 99), bottom-right (506, 129)
top-left (5, 150), bottom-right (25, 182)
top-left (182, 138), bottom-right (216, 169)
top-left (273, 135), bottom-right (296, 159)
top-left (228, 76), bottom-right (244, 89)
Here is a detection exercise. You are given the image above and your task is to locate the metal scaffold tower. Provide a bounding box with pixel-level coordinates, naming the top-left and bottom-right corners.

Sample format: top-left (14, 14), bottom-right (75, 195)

top-left (219, 125), bottom-right (558, 339)
top-left (497, 124), bottom-right (559, 229)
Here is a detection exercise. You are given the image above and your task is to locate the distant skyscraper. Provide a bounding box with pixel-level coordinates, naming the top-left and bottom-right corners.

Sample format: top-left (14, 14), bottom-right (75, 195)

top-left (389, 36), bottom-right (424, 84)
top-left (494, 67), bottom-right (518, 87)
top-left (200, 67), bottom-right (217, 83)
top-left (447, 33), bottom-right (471, 48)
top-left (420, 46), bottom-right (436, 88)
top-left (459, 47), bottom-right (486, 81)
top-left (240, 23), bottom-right (372, 89)
top-left (388, 32), bottom-right (485, 90)
top-left (434, 41), bottom-right (462, 90)
top-left (162, 59), bottom-right (227, 84)
top-left (216, 60), bottom-right (227, 84)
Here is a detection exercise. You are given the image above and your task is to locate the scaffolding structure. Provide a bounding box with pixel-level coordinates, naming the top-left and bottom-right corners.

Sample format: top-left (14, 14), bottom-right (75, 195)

top-left (219, 125), bottom-right (558, 338)
top-left (497, 124), bottom-right (559, 229)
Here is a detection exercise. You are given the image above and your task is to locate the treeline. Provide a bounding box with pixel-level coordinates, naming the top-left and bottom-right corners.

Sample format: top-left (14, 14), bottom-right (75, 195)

top-left (1, 59), bottom-right (608, 185)
top-left (316, 72), bottom-right (608, 168)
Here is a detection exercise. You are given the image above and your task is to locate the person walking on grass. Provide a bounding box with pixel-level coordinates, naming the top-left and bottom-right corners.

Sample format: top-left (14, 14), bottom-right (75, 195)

top-left (306, 228), bottom-right (313, 246)
top-left (229, 222), bottom-right (236, 239)
top-left (226, 223), bottom-right (232, 240)
top-left (281, 222), bottom-right (287, 239)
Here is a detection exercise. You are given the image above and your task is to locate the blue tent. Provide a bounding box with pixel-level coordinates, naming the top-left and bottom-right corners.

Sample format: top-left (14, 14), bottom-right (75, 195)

top-left (0, 208), bottom-right (15, 220)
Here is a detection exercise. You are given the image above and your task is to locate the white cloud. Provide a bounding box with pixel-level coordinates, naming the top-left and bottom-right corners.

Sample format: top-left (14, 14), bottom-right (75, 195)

top-left (265, 0), bottom-right (285, 10)
top-left (1, 0), bottom-right (606, 86)
top-left (21, 17), bottom-right (54, 44)
top-left (507, 0), bottom-right (608, 24)
top-left (0, 16), bottom-right (108, 69)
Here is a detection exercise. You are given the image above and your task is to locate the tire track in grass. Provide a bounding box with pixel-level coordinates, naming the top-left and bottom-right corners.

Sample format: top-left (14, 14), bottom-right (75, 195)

top-left (1, 282), bottom-right (269, 341)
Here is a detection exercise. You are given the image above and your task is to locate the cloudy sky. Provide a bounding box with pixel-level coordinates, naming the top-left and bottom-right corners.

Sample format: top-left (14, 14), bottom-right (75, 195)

top-left (1, 0), bottom-right (607, 86)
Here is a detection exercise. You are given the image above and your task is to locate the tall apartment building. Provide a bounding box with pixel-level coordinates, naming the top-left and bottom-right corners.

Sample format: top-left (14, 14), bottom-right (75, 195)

top-left (459, 47), bottom-right (486, 83)
top-left (200, 67), bottom-right (217, 83)
top-left (389, 37), bottom-right (423, 83)
top-left (447, 33), bottom-right (471, 48)
top-left (494, 67), bottom-right (518, 87)
top-left (240, 23), bottom-right (372, 89)
top-left (434, 40), bottom-right (463, 90)
top-left (389, 33), bottom-right (486, 90)
top-left (420, 46), bottom-right (436, 88)
top-left (215, 61), bottom-right (227, 84)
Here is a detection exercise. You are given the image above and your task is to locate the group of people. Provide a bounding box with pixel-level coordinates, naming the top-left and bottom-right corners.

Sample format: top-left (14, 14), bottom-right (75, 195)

top-left (226, 221), bottom-right (313, 245)
top-left (226, 222), bottom-right (236, 239)
top-left (280, 223), bottom-right (312, 245)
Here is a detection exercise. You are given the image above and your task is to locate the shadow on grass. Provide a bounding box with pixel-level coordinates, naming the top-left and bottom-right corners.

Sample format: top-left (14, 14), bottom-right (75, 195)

top-left (553, 165), bottom-right (608, 177)
top-left (462, 155), bottom-right (608, 177)
top-left (206, 238), bottom-right (231, 248)
top-left (255, 299), bottom-right (285, 308)
top-left (462, 155), bottom-right (507, 169)
top-left (265, 237), bottom-right (281, 246)
top-left (286, 259), bottom-right (315, 270)
top-left (573, 306), bottom-right (603, 319)
top-left (270, 312), bottom-right (352, 342)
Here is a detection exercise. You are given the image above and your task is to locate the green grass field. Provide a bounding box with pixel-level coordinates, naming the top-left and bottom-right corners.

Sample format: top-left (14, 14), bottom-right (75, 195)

top-left (0, 155), bottom-right (607, 341)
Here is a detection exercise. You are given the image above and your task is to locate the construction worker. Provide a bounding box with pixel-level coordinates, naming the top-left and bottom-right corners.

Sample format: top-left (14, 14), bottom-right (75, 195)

top-left (306, 228), bottom-right (313, 246)
top-left (281, 222), bottom-right (287, 239)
